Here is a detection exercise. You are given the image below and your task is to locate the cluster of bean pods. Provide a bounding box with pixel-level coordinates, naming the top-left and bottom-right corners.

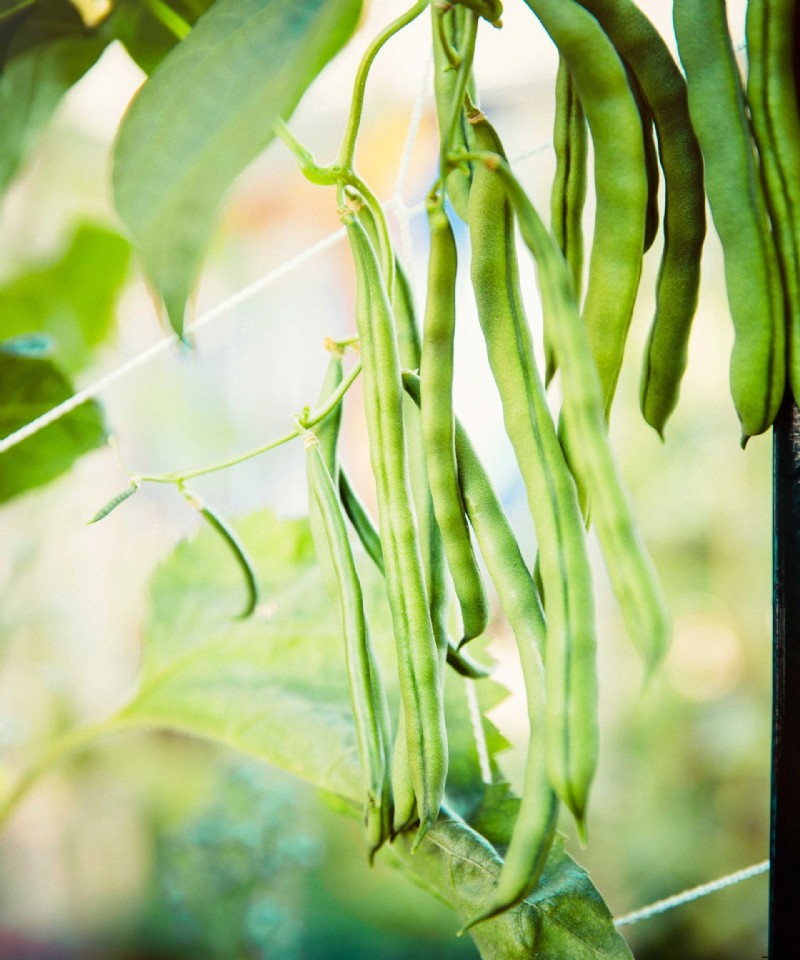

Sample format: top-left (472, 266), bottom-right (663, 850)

top-left (297, 0), bottom-right (797, 930)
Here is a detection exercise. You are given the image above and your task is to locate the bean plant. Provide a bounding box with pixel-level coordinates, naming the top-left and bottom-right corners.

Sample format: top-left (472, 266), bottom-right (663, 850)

top-left (0, 0), bottom-right (791, 956)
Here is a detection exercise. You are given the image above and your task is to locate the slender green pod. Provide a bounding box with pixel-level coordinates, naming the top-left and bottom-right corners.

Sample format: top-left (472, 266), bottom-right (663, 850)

top-left (404, 371), bottom-right (558, 922)
top-left (305, 434), bottom-right (393, 861)
top-left (487, 156), bottom-right (671, 677)
top-left (521, 0), bottom-right (648, 417)
top-left (432, 2), bottom-right (477, 222)
top-left (674, 0), bottom-right (785, 442)
top-left (571, 0), bottom-right (706, 437)
top-left (422, 200), bottom-right (489, 646)
top-left (747, 0), bottom-right (800, 409)
top-left (548, 56), bottom-right (587, 384)
top-left (336, 469), bottom-right (490, 682)
top-left (343, 213), bottom-right (448, 844)
top-left (87, 480), bottom-right (140, 524)
top-left (182, 490), bottom-right (259, 620)
top-left (627, 66), bottom-right (659, 254)
top-left (467, 111), bottom-right (597, 829)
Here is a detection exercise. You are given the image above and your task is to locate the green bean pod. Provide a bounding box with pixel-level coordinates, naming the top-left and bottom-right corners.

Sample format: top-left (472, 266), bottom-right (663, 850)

top-left (468, 111), bottom-right (597, 829)
top-left (521, 0), bottom-right (647, 417)
top-left (182, 493), bottom-right (259, 620)
top-left (548, 56), bottom-right (587, 384)
top-left (343, 213), bottom-right (448, 844)
top-left (627, 65), bottom-right (660, 254)
top-left (572, 0), bottom-right (706, 437)
top-left (488, 156), bottom-right (671, 678)
top-left (747, 0), bottom-right (800, 409)
top-left (306, 435), bottom-right (393, 861)
top-left (422, 200), bottom-right (489, 646)
top-left (404, 370), bottom-right (558, 924)
top-left (432, 2), bottom-right (477, 223)
top-left (674, 0), bottom-right (785, 442)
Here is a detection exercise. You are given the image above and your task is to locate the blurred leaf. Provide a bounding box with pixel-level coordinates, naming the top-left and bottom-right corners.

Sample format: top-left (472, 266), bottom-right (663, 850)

top-left (0, 343), bottom-right (106, 502)
top-left (0, 223), bottom-right (131, 372)
top-left (109, 0), bottom-right (215, 75)
top-left (394, 822), bottom-right (632, 960)
top-left (112, 0), bottom-right (363, 338)
top-left (0, 0), bottom-right (108, 194)
top-left (111, 511), bottom-right (628, 959)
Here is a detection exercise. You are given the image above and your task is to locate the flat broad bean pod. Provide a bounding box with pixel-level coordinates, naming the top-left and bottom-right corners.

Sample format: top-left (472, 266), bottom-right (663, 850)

top-left (486, 155), bottom-right (671, 678)
top-left (521, 0), bottom-right (648, 418)
top-left (467, 110), bottom-right (597, 830)
top-left (548, 56), bottom-right (587, 385)
top-left (403, 371), bottom-right (558, 927)
top-left (421, 200), bottom-right (489, 647)
top-left (305, 433), bottom-right (393, 861)
top-left (573, 0), bottom-right (706, 438)
top-left (343, 212), bottom-right (448, 845)
top-left (674, 0), bottom-right (785, 442)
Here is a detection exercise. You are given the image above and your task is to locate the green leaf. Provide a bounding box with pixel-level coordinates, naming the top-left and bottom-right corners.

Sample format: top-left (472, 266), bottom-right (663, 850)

top-left (0, 0), bottom-right (108, 194)
top-left (0, 223), bottom-right (131, 372)
top-left (109, 0), bottom-right (215, 76)
top-left (394, 820), bottom-right (633, 960)
top-left (109, 511), bottom-right (629, 958)
top-left (112, 0), bottom-right (363, 338)
top-left (0, 344), bottom-right (107, 502)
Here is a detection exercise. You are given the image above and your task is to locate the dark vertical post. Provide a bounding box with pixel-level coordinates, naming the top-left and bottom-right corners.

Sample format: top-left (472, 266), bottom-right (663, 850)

top-left (770, 396), bottom-right (800, 956)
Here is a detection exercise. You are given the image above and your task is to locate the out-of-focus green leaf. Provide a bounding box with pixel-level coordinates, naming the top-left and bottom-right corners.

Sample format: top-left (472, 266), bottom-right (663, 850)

top-left (0, 223), bottom-right (131, 372)
top-left (394, 821), bottom-right (633, 960)
top-left (112, 511), bottom-right (628, 959)
top-left (0, 0), bottom-right (107, 194)
top-left (0, 344), bottom-right (106, 502)
top-left (109, 0), bottom-right (214, 76)
top-left (112, 0), bottom-right (363, 338)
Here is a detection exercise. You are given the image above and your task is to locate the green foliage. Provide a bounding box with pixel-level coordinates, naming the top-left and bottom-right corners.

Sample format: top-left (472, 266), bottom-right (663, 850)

top-left (0, 0), bottom-right (107, 192)
top-left (111, 510), bottom-right (629, 958)
top-left (0, 340), bottom-right (106, 502)
top-left (109, 0), bottom-right (215, 75)
top-left (112, 0), bottom-right (364, 339)
top-left (0, 222), bottom-right (131, 372)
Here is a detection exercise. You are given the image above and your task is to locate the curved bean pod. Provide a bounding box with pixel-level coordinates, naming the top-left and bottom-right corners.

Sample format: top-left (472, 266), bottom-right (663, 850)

top-left (487, 155), bottom-right (671, 678)
top-left (572, 0), bottom-right (706, 437)
top-left (674, 0), bottom-right (784, 442)
top-left (747, 0), bottom-right (800, 409)
top-left (521, 0), bottom-right (647, 417)
top-left (404, 370), bottom-right (558, 924)
top-left (343, 213), bottom-right (448, 844)
top-left (422, 200), bottom-right (489, 646)
top-left (548, 56), bottom-right (587, 384)
top-left (467, 111), bottom-right (597, 829)
top-left (306, 435), bottom-right (393, 861)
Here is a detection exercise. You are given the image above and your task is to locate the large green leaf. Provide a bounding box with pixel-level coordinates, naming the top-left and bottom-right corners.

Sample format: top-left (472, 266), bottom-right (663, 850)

top-left (0, 223), bottom-right (131, 372)
top-left (112, 0), bottom-right (363, 338)
top-left (113, 511), bottom-right (630, 959)
top-left (0, 0), bottom-right (108, 194)
top-left (0, 340), bottom-right (107, 502)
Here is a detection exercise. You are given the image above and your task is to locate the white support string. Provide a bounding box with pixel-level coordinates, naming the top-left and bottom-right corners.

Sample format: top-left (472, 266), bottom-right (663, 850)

top-left (614, 859), bottom-right (770, 928)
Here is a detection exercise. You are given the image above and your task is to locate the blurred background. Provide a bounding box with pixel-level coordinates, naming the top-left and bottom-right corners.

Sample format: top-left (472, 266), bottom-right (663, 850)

top-left (0, 0), bottom-right (770, 957)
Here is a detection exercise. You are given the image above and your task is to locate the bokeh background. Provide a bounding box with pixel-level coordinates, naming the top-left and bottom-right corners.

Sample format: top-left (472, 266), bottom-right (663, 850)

top-left (0, 0), bottom-right (770, 957)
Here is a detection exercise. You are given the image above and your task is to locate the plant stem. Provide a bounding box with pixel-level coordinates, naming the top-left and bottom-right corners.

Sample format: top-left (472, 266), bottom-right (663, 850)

top-left (140, 358), bottom-right (363, 484)
top-left (142, 0), bottom-right (191, 39)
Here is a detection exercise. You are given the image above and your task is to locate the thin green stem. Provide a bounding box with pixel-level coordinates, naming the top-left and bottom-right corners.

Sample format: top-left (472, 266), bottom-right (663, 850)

top-left (140, 359), bottom-right (363, 485)
top-left (274, 120), bottom-right (337, 186)
top-left (142, 0), bottom-right (191, 39)
top-left (436, 10), bottom-right (479, 200)
top-left (336, 0), bottom-right (430, 172)
top-left (434, 3), bottom-right (463, 69)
